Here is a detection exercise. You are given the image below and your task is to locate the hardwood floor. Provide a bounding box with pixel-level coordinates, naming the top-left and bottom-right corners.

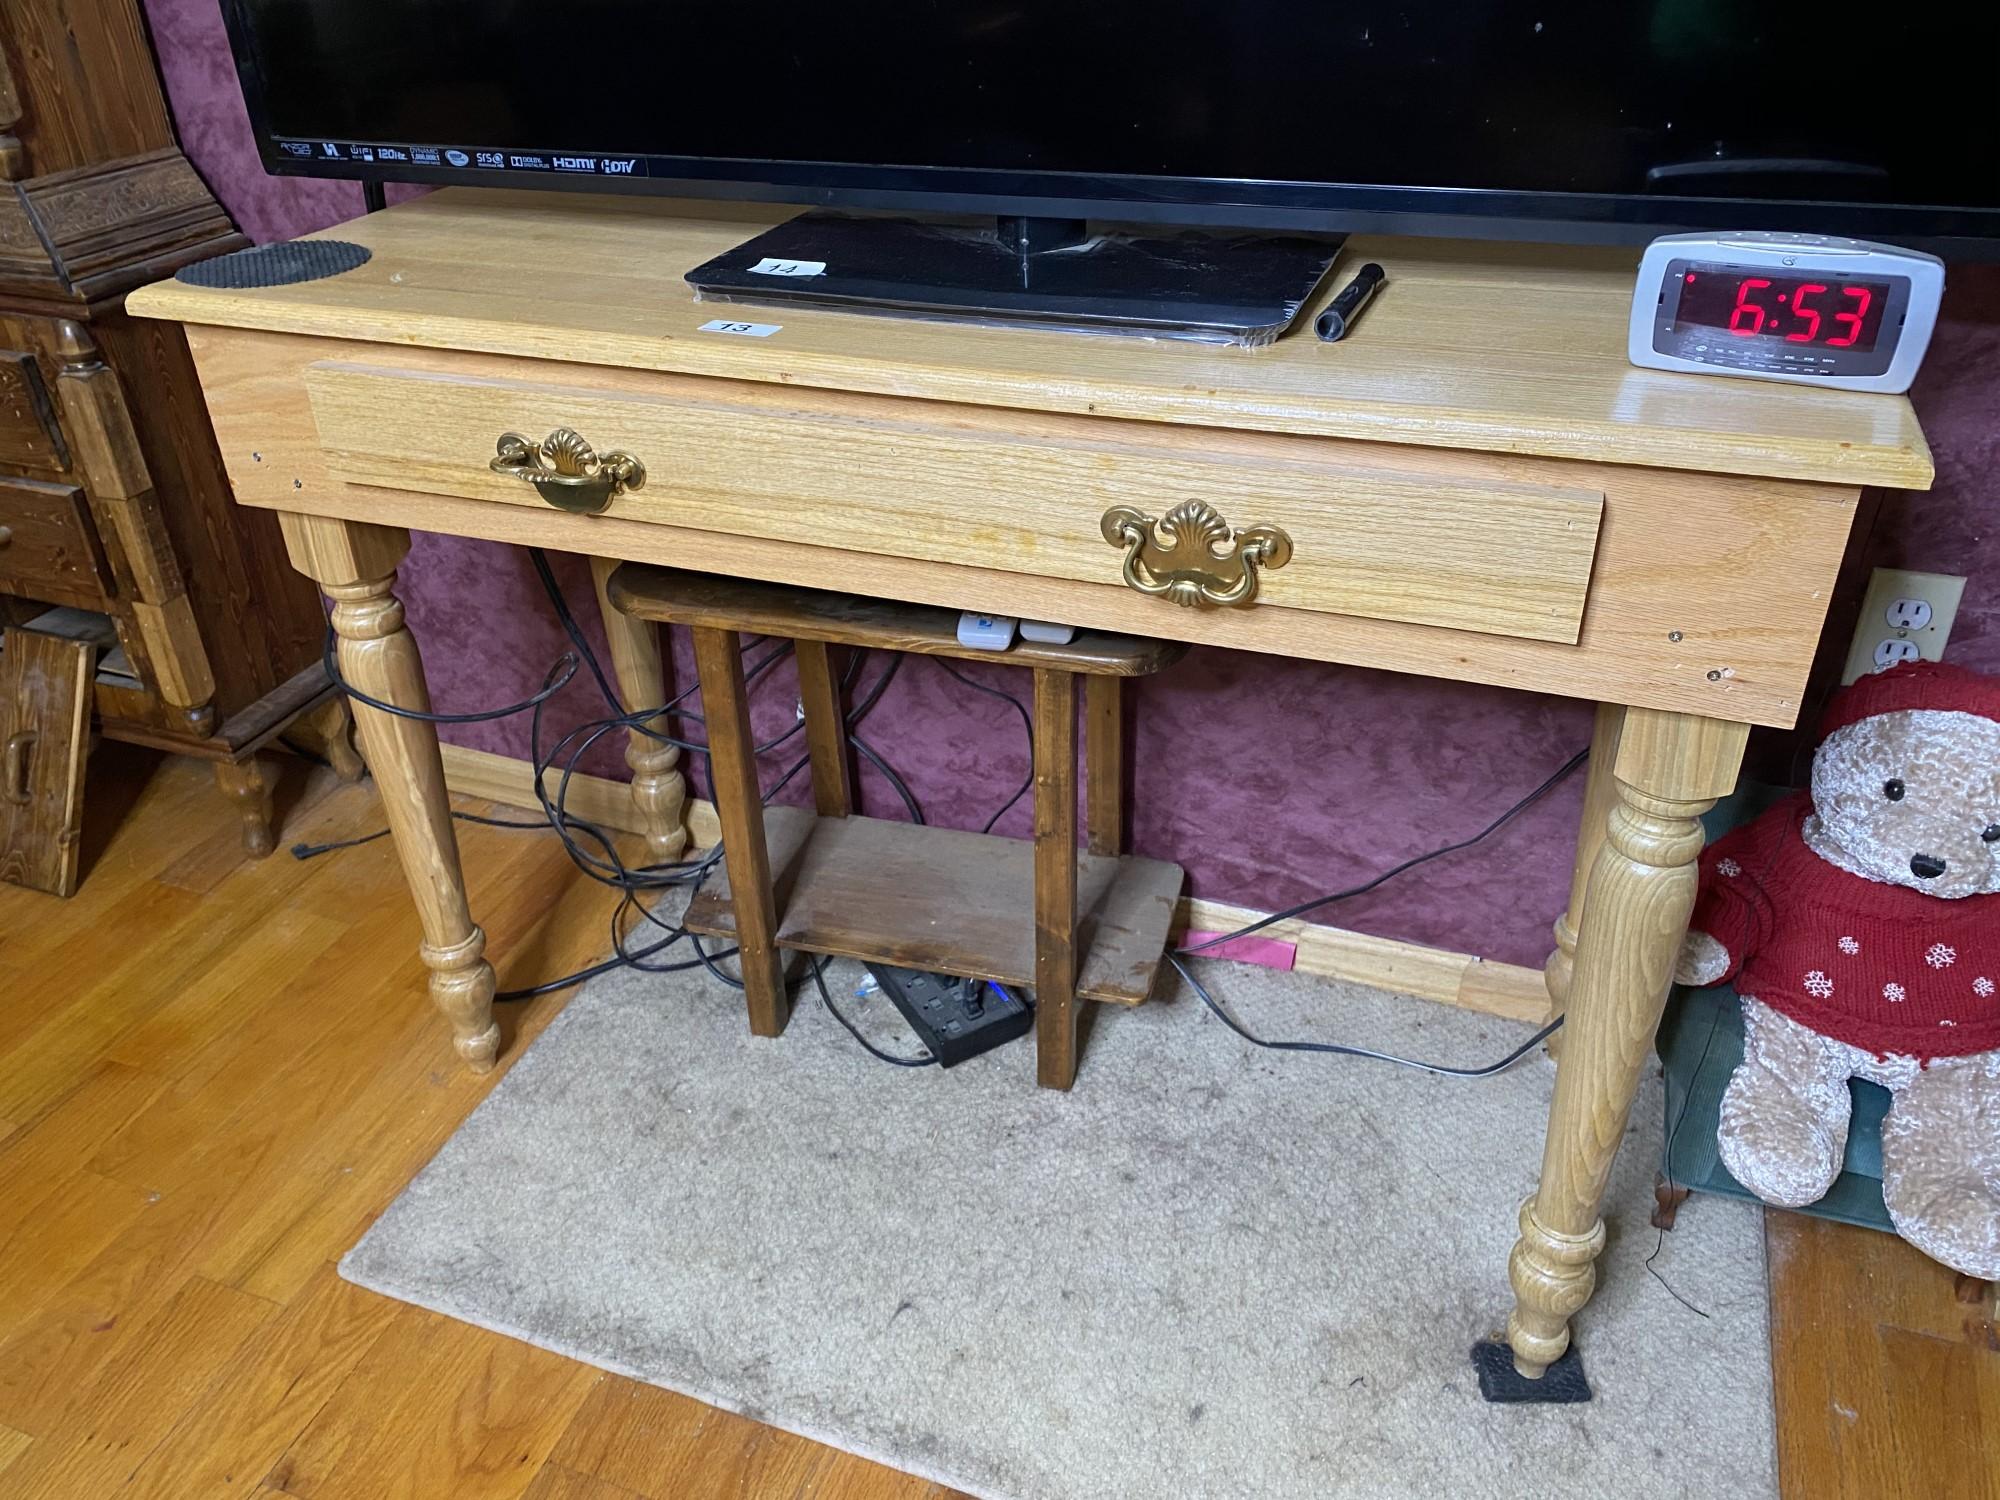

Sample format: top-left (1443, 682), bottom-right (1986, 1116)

top-left (1766, 1212), bottom-right (2000, 1500)
top-left (0, 746), bottom-right (958, 1500)
top-left (1, 745), bottom-right (1992, 1497)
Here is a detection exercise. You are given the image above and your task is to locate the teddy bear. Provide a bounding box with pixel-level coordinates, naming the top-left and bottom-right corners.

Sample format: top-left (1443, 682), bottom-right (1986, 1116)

top-left (1674, 658), bottom-right (2000, 1278)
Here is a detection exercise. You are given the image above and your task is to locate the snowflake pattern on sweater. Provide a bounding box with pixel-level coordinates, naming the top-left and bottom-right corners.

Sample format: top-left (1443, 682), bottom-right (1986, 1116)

top-left (1691, 794), bottom-right (2000, 1061)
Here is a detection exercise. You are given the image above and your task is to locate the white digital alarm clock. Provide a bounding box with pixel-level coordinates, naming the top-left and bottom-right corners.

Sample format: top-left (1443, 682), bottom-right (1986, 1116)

top-left (1627, 232), bottom-right (1944, 393)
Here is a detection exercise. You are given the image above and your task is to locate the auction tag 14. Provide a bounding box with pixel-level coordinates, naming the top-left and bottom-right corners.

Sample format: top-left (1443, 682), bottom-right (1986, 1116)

top-left (748, 257), bottom-right (826, 277)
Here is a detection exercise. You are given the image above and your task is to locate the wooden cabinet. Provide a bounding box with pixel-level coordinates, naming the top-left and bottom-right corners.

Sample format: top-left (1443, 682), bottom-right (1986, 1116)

top-left (0, 0), bottom-right (342, 891)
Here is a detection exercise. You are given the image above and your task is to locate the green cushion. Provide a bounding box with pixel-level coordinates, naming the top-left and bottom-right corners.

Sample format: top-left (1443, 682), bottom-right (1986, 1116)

top-left (1653, 783), bottom-right (1895, 1234)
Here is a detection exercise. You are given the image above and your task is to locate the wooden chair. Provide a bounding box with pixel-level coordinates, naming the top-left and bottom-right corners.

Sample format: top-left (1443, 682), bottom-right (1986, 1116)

top-left (605, 564), bottom-right (1188, 1089)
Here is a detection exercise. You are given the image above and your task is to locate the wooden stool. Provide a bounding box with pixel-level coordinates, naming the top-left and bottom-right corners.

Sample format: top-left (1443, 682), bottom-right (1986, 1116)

top-left (605, 565), bottom-right (1189, 1089)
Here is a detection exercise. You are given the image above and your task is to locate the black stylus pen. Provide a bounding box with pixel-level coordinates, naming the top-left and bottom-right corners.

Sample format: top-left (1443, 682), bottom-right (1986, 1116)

top-left (1315, 262), bottom-right (1386, 342)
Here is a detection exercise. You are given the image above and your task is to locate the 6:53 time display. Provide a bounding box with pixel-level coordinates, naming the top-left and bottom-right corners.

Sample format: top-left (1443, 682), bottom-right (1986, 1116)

top-left (1674, 268), bottom-right (1892, 352)
top-left (1629, 233), bottom-right (1942, 392)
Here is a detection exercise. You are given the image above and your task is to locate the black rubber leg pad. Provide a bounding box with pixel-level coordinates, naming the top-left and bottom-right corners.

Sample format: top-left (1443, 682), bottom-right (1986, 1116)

top-left (1470, 1339), bottom-right (1593, 1403)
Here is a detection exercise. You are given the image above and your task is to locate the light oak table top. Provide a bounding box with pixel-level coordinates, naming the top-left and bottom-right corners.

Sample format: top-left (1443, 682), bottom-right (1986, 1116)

top-left (130, 187), bottom-right (1934, 491)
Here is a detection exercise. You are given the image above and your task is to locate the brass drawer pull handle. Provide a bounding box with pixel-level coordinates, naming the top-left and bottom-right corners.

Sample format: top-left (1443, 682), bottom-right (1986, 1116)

top-left (0, 524), bottom-right (12, 549)
top-left (490, 427), bottom-right (645, 515)
top-left (1100, 500), bottom-right (1293, 608)
top-left (4, 731), bottom-right (33, 804)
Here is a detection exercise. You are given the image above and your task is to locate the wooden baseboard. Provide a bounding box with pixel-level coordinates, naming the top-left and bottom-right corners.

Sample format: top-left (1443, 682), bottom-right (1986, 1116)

top-left (437, 743), bottom-right (722, 847)
top-left (1174, 896), bottom-right (1551, 1025)
top-left (439, 745), bottom-right (1552, 1026)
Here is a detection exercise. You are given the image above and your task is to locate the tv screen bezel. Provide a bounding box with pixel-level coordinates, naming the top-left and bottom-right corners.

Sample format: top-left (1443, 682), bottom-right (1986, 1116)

top-left (217, 2), bottom-right (2000, 257)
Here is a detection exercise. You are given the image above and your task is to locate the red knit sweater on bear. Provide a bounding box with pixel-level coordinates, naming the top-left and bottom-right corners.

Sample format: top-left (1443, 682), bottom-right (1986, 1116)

top-left (1692, 793), bottom-right (2000, 1061)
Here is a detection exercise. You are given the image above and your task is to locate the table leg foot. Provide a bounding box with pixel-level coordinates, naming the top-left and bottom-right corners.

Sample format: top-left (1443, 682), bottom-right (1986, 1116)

top-left (424, 927), bottom-right (501, 1072)
top-left (1506, 1196), bottom-right (1606, 1377)
top-left (215, 757), bottom-right (275, 858)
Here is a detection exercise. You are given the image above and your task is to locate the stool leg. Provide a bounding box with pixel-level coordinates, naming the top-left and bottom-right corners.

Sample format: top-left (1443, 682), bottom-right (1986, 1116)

top-left (795, 640), bottom-right (851, 817)
top-left (1084, 675), bottom-right (1125, 857)
top-left (1034, 669), bottom-right (1081, 1089)
top-left (691, 626), bottom-right (790, 1036)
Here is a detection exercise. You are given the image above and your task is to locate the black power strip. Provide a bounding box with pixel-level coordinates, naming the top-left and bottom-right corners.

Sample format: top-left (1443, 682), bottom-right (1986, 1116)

top-left (862, 963), bottom-right (1033, 1068)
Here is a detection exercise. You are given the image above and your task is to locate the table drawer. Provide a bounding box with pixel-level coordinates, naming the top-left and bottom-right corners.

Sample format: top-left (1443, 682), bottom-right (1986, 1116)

top-left (304, 360), bottom-right (1604, 644)
top-left (0, 349), bottom-right (71, 476)
top-left (0, 476), bottom-right (112, 610)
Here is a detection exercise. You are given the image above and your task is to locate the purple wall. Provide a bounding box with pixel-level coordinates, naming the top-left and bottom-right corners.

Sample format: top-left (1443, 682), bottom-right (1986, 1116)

top-left (141, 0), bottom-right (2000, 969)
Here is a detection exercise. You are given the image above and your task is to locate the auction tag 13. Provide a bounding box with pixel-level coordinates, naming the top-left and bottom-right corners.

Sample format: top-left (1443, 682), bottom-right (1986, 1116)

top-left (748, 257), bottom-right (826, 277)
top-left (698, 319), bottom-right (781, 337)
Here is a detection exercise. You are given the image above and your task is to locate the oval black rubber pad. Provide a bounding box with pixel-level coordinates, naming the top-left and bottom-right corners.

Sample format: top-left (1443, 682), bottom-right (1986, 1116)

top-left (176, 239), bottom-right (372, 289)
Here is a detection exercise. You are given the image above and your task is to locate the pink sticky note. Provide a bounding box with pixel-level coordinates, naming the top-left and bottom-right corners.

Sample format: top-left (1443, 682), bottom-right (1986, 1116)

top-left (1178, 931), bottom-right (1298, 971)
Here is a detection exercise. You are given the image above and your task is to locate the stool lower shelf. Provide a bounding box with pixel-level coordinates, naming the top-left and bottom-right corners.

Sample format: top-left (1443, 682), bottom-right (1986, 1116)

top-left (681, 806), bottom-right (1184, 1005)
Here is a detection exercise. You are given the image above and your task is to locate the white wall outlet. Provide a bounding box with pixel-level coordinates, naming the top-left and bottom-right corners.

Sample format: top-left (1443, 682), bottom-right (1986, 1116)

top-left (1885, 596), bottom-right (1933, 631)
top-left (1841, 568), bottom-right (1965, 684)
top-left (1873, 637), bottom-right (1921, 670)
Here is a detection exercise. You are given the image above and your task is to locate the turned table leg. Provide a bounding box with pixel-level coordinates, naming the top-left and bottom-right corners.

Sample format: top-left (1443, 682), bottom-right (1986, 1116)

top-left (279, 514), bottom-right (500, 1073)
top-left (590, 556), bottom-right (689, 863)
top-left (214, 757), bottom-right (275, 858)
top-left (1034, 668), bottom-right (1081, 1090)
top-left (1543, 703), bottom-right (1627, 1057)
top-left (1507, 707), bottom-right (1747, 1378)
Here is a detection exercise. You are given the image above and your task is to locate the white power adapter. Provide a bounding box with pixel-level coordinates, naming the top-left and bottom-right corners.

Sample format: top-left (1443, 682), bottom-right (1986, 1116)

top-left (955, 611), bottom-right (1018, 651)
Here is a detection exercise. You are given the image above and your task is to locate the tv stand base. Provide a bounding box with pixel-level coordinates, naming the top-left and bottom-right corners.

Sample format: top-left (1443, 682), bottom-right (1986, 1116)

top-left (686, 208), bottom-right (1342, 343)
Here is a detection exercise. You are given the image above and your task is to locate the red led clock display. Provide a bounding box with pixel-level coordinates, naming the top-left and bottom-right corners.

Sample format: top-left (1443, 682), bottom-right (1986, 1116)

top-left (1675, 270), bottom-right (1892, 353)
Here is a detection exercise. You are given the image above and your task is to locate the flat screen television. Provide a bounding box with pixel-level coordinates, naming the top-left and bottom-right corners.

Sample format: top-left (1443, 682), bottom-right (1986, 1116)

top-left (220, 2), bottom-right (2000, 250)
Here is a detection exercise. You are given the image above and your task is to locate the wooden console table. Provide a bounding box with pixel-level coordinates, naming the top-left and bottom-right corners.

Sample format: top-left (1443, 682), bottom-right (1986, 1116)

top-left (129, 187), bottom-right (1932, 1385)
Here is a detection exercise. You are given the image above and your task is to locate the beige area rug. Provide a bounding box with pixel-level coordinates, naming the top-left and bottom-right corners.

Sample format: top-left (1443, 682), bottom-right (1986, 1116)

top-left (340, 945), bottom-right (1775, 1499)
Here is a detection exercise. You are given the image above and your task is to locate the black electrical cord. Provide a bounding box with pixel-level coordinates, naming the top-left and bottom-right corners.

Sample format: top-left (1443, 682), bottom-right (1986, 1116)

top-left (690, 932), bottom-right (745, 991)
top-left (1178, 746), bottom-right (1590, 957)
top-left (1158, 747), bottom-right (1589, 1076)
top-left (927, 656), bottom-right (1035, 833)
top-left (811, 957), bottom-right (938, 1068)
top-left (277, 733), bottom-right (332, 771)
top-left (326, 628), bottom-right (584, 725)
top-left (310, 554), bottom-right (1590, 1075)
top-left (290, 807), bottom-right (548, 860)
top-left (1645, 1004), bottom-right (1720, 1319)
top-left (850, 731), bottom-right (925, 824)
top-left (527, 547), bottom-right (623, 709)
top-left (318, 635), bottom-right (887, 1007)
top-left (309, 563), bottom-right (797, 1000)
top-left (917, 653), bottom-right (1588, 1079)
top-left (1170, 952), bottom-right (1562, 1078)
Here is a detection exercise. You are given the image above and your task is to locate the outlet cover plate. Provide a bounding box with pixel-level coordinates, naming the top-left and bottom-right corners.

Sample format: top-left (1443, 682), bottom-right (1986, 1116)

top-left (1841, 568), bottom-right (1965, 685)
